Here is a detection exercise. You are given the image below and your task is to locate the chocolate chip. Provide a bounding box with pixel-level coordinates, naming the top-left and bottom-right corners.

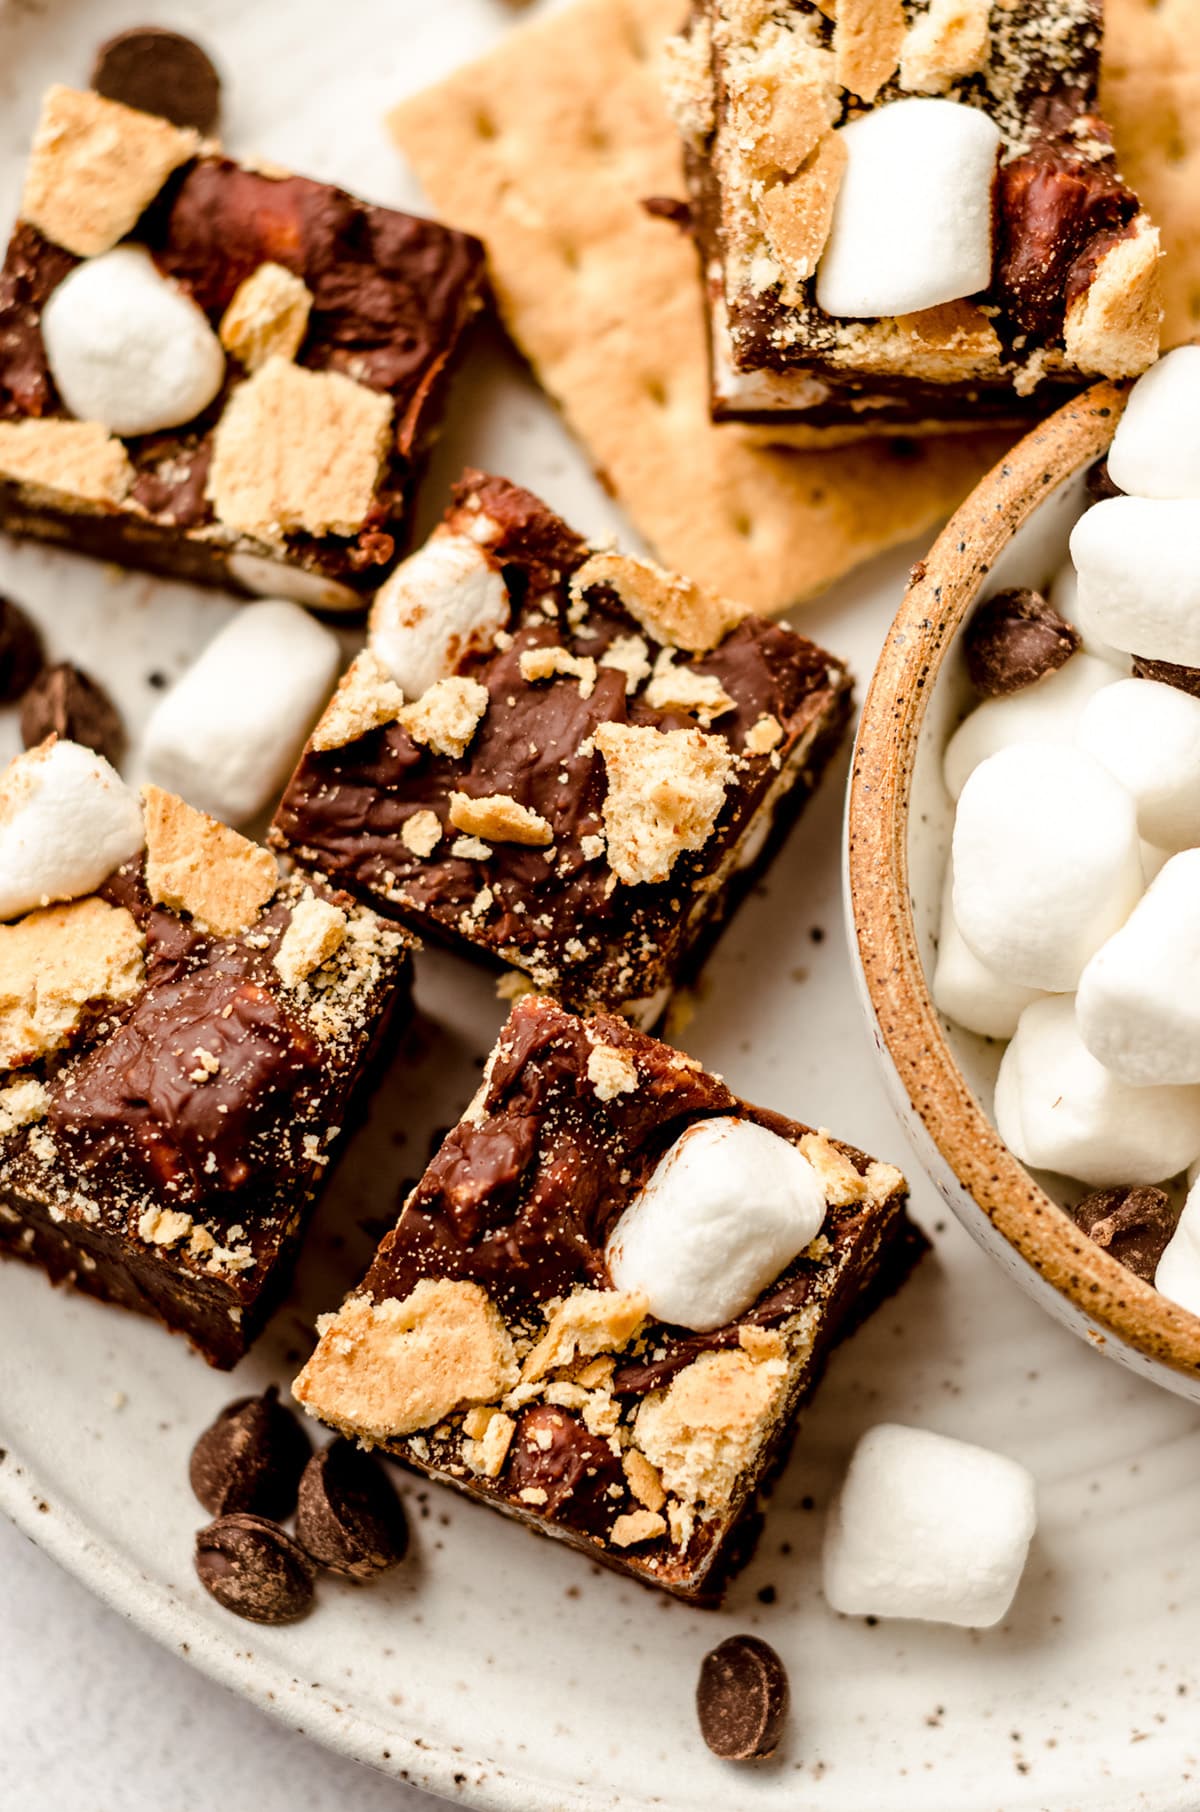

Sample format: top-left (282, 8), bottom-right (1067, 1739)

top-left (91, 27), bottom-right (221, 134)
top-left (189, 1385), bottom-right (312, 1520)
top-left (696, 1634), bottom-right (789, 1761)
top-left (640, 195), bottom-right (692, 231)
top-left (1071, 1185), bottom-right (1176, 1283)
top-left (19, 663), bottom-right (125, 766)
top-left (964, 588), bottom-right (1081, 697)
top-left (1085, 457), bottom-right (1122, 505)
top-left (296, 1440), bottom-right (409, 1580)
top-left (505, 1404), bottom-right (627, 1535)
top-left (1132, 656), bottom-right (1200, 699)
top-left (0, 595), bottom-right (44, 704)
top-left (195, 1514), bottom-right (314, 1623)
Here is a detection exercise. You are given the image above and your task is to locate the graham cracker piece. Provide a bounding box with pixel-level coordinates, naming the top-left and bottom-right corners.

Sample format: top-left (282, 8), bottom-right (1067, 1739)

top-left (20, 85), bottom-right (199, 258)
top-left (1102, 0), bottom-right (1200, 348)
top-left (745, 712), bottom-right (783, 754)
top-left (448, 791), bottom-right (553, 846)
top-left (634, 1343), bottom-right (788, 1513)
top-left (387, 0), bottom-right (1006, 615)
top-left (1063, 218), bottom-right (1164, 379)
top-left (273, 893), bottom-right (348, 987)
top-left (758, 131), bottom-right (847, 302)
top-left (585, 1038), bottom-right (640, 1102)
top-left (521, 1288), bottom-right (648, 1383)
top-left (0, 420), bottom-right (134, 509)
top-left (398, 676), bottom-right (489, 759)
top-left (207, 356), bottom-right (393, 542)
top-left (219, 262), bottom-right (314, 372)
top-left (644, 649), bottom-right (735, 725)
top-left (294, 1279), bottom-right (519, 1441)
top-left (610, 1508), bottom-right (667, 1547)
top-left (570, 551), bottom-right (749, 654)
top-left (401, 809), bottom-right (442, 857)
top-left (899, 0), bottom-right (992, 93)
top-left (833, 0), bottom-right (906, 102)
top-left (622, 1447), bottom-right (667, 1512)
top-left (141, 785), bottom-right (278, 936)
top-left (725, 26), bottom-right (839, 177)
top-left (830, 301), bottom-right (1004, 383)
top-left (0, 897), bottom-right (144, 1070)
top-left (595, 721), bottom-right (733, 885)
top-left (310, 651), bottom-right (405, 753)
top-left (518, 645), bottom-right (598, 698)
top-left (0, 1075), bottom-right (49, 1136)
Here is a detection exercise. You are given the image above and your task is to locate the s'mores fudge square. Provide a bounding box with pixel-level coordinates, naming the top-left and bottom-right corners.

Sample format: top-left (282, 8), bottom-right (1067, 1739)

top-left (294, 994), bottom-right (921, 1601)
top-left (672, 0), bottom-right (1162, 434)
top-left (0, 744), bottom-right (413, 1368)
top-left (272, 470), bottom-right (853, 1020)
top-left (0, 86), bottom-right (485, 611)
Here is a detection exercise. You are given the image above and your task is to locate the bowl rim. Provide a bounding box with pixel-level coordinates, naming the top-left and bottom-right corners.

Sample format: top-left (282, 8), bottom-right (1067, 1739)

top-left (848, 378), bottom-right (1200, 1379)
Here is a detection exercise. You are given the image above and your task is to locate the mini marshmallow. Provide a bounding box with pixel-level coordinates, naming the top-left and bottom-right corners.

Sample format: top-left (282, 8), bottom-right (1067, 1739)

top-left (369, 531), bottom-right (510, 699)
top-left (952, 743), bottom-right (1143, 991)
top-left (931, 864), bottom-right (1043, 1040)
top-left (1077, 678), bottom-right (1200, 852)
top-left (1107, 346), bottom-right (1200, 501)
top-left (1156, 1176), bottom-right (1200, 1316)
top-left (1077, 851), bottom-right (1200, 1086)
top-left (1048, 558), bottom-right (1128, 671)
top-left (943, 653), bottom-right (1116, 800)
top-left (994, 995), bottom-right (1200, 1186)
top-left (605, 1116), bottom-right (827, 1332)
top-left (0, 738), bottom-right (144, 921)
top-left (822, 1423), bottom-right (1036, 1627)
top-left (140, 601), bottom-right (340, 825)
top-left (41, 245), bottom-right (225, 437)
top-left (1070, 497), bottom-right (1200, 666)
top-left (816, 99), bottom-right (1002, 319)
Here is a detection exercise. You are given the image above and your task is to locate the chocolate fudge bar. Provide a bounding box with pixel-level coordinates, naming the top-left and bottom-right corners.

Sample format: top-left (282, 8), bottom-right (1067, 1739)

top-left (0, 774), bottom-right (413, 1367)
top-left (272, 471), bottom-right (853, 1021)
top-left (0, 86), bottom-right (486, 610)
top-left (668, 0), bottom-right (1161, 435)
top-left (294, 994), bottom-right (921, 1602)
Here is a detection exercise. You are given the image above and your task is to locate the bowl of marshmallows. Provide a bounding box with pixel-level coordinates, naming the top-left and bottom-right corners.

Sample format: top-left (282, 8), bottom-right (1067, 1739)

top-left (849, 346), bottom-right (1200, 1400)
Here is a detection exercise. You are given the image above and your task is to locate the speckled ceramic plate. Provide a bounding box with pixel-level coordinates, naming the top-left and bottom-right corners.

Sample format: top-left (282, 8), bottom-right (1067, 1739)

top-left (3, 4), bottom-right (1200, 1809)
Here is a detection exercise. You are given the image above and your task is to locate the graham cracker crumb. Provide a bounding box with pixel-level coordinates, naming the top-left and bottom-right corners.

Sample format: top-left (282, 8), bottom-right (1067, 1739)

top-left (0, 897), bottom-right (144, 1071)
top-left (595, 722), bottom-right (733, 887)
top-left (799, 1130), bottom-right (868, 1205)
top-left (834, 0), bottom-right (906, 101)
top-left (0, 420), bottom-right (134, 509)
top-left (643, 648), bottom-right (736, 726)
top-left (398, 676), bottom-right (489, 759)
top-left (758, 131), bottom-right (847, 300)
top-left (829, 301), bottom-right (1003, 383)
top-left (571, 551), bottom-right (749, 654)
top-left (522, 1288), bottom-right (649, 1384)
top-left (1063, 217), bottom-right (1163, 380)
top-left (728, 26), bottom-right (839, 177)
top-left (661, 17), bottom-right (715, 152)
top-left (401, 809), bottom-right (443, 858)
top-left (274, 892), bottom-right (348, 987)
top-left (294, 1279), bottom-right (519, 1442)
top-left (137, 1206), bottom-right (193, 1247)
top-left (745, 712), bottom-right (783, 754)
top-left (611, 1508), bottom-right (667, 1548)
top-left (0, 1075), bottom-right (49, 1136)
top-left (142, 785), bottom-right (278, 937)
top-left (634, 1344), bottom-right (788, 1514)
top-left (899, 0), bottom-right (991, 92)
top-left (449, 790), bottom-right (553, 847)
top-left (519, 645), bottom-right (598, 699)
top-left (585, 1039), bottom-right (640, 1102)
top-left (208, 356), bottom-right (393, 541)
top-left (598, 634), bottom-right (652, 694)
top-left (219, 262), bottom-right (314, 372)
top-left (21, 85), bottom-right (198, 257)
top-left (463, 1406), bottom-right (516, 1477)
top-left (623, 1448), bottom-right (667, 1513)
top-left (453, 836), bottom-right (492, 861)
top-left (865, 1157), bottom-right (907, 1201)
top-left (311, 651), bottom-right (404, 753)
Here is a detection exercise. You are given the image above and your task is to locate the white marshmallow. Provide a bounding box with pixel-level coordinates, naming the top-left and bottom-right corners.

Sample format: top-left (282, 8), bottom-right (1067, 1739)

top-left (1107, 346), bottom-right (1200, 501)
top-left (1077, 851), bottom-right (1200, 1085)
top-left (41, 245), bottom-right (225, 437)
top-left (816, 99), bottom-right (1001, 319)
top-left (140, 601), bottom-right (340, 825)
top-left (369, 531), bottom-right (510, 698)
top-left (605, 1116), bottom-right (826, 1332)
top-left (932, 864), bottom-right (1043, 1040)
top-left (943, 653), bottom-right (1116, 800)
top-left (0, 739), bottom-right (144, 921)
top-left (994, 995), bottom-right (1200, 1186)
top-left (952, 743), bottom-right (1143, 992)
top-left (227, 552), bottom-right (361, 616)
top-left (822, 1423), bottom-right (1036, 1627)
top-left (1048, 558), bottom-right (1129, 671)
top-left (1077, 678), bottom-right (1200, 851)
top-left (1157, 1177), bottom-right (1200, 1316)
top-left (1071, 497), bottom-right (1200, 666)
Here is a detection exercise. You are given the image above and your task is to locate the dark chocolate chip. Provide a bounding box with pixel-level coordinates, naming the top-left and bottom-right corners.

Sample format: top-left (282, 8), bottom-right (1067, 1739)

top-left (1071, 1185), bottom-right (1177, 1283)
top-left (0, 595), bottom-right (44, 704)
top-left (189, 1386), bottom-right (312, 1520)
top-left (194, 1513), bottom-right (314, 1624)
top-left (1085, 457), bottom-right (1123, 505)
top-left (964, 588), bottom-right (1081, 697)
top-left (696, 1634), bottom-right (789, 1761)
top-left (640, 195), bottom-right (692, 231)
top-left (19, 663), bottom-right (125, 766)
top-left (296, 1440), bottom-right (409, 1580)
top-left (1132, 656), bottom-right (1200, 699)
top-left (91, 27), bottom-right (221, 134)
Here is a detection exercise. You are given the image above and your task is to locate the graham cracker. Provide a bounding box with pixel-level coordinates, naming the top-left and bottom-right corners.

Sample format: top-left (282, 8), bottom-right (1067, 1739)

top-left (388, 0), bottom-right (1009, 613)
